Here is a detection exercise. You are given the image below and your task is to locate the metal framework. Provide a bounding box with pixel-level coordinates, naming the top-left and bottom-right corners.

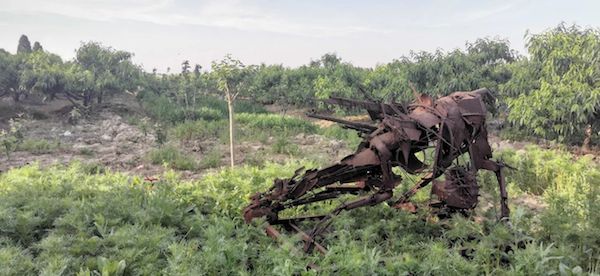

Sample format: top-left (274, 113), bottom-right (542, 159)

top-left (243, 88), bottom-right (510, 253)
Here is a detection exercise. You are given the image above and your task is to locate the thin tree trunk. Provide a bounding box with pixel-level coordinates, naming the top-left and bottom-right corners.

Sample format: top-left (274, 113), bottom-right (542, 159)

top-left (227, 90), bottom-right (235, 168)
top-left (12, 91), bottom-right (20, 103)
top-left (84, 93), bottom-right (91, 107)
top-left (582, 124), bottom-right (592, 152)
top-left (185, 92), bottom-right (189, 110)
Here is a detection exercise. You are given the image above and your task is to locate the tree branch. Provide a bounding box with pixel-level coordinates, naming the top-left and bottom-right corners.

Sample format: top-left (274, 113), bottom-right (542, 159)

top-left (64, 93), bottom-right (84, 110)
top-left (64, 91), bottom-right (83, 100)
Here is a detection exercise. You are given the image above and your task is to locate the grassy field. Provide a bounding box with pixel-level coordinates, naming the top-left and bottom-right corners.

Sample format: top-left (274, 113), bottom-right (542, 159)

top-left (1, 146), bottom-right (599, 275)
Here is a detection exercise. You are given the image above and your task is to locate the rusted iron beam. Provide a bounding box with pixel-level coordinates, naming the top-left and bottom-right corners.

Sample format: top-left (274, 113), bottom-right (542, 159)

top-left (288, 223), bottom-right (328, 255)
top-left (307, 112), bottom-right (376, 133)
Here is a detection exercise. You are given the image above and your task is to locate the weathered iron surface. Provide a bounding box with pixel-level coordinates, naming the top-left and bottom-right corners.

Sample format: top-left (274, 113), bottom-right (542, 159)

top-left (243, 88), bottom-right (510, 253)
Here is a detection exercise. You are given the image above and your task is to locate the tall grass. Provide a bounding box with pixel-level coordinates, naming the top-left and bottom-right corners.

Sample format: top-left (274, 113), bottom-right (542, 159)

top-left (147, 145), bottom-right (198, 170)
top-left (172, 120), bottom-right (226, 142)
top-left (236, 113), bottom-right (318, 140)
top-left (141, 94), bottom-right (266, 124)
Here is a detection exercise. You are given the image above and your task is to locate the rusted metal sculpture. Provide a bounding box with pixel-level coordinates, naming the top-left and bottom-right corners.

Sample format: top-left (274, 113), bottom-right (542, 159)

top-left (243, 88), bottom-right (510, 253)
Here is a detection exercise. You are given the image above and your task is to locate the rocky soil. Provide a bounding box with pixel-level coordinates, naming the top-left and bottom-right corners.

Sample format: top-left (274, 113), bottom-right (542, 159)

top-left (0, 100), bottom-right (354, 180)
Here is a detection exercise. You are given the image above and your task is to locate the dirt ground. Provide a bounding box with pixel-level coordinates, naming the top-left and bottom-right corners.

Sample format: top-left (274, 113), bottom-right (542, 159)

top-left (0, 96), bottom-right (354, 180)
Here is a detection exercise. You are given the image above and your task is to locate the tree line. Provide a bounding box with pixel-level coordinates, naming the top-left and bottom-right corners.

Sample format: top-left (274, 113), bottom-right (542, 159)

top-left (0, 23), bottom-right (598, 148)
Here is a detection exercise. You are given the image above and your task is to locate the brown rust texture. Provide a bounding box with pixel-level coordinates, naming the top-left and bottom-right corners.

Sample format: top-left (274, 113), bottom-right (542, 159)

top-left (243, 88), bottom-right (510, 253)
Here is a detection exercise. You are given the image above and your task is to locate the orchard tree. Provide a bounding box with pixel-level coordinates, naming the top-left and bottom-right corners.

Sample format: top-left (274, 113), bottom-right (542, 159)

top-left (71, 42), bottom-right (140, 107)
top-left (64, 63), bottom-right (95, 107)
top-left (190, 64), bottom-right (211, 105)
top-left (364, 59), bottom-right (411, 101)
top-left (211, 54), bottom-right (251, 168)
top-left (0, 50), bottom-right (20, 100)
top-left (176, 60), bottom-right (194, 109)
top-left (19, 51), bottom-right (67, 101)
top-left (507, 24), bottom-right (600, 149)
top-left (406, 39), bottom-right (514, 98)
top-left (466, 38), bottom-right (515, 66)
top-left (247, 64), bottom-right (290, 109)
top-left (17, 35), bottom-right (32, 54)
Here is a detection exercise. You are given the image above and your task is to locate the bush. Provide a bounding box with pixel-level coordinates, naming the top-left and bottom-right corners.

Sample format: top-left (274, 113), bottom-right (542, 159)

top-left (201, 148), bottom-right (222, 169)
top-left (147, 145), bottom-right (198, 170)
top-left (271, 135), bottom-right (300, 155)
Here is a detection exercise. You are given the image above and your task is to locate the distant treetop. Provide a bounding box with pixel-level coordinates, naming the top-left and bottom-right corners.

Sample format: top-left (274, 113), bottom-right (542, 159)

top-left (17, 34), bottom-right (32, 54)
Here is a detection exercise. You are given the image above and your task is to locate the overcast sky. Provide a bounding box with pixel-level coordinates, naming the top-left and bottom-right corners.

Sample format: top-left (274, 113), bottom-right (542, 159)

top-left (1, 0), bottom-right (599, 72)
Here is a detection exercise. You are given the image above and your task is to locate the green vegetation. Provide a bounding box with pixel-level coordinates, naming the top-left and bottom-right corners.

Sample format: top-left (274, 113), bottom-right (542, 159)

top-left (504, 25), bottom-right (600, 147)
top-left (237, 113), bottom-right (318, 138)
top-left (172, 120), bottom-right (225, 142)
top-left (485, 147), bottom-right (600, 247)
top-left (170, 112), bottom-right (317, 146)
top-left (147, 145), bottom-right (198, 171)
top-left (0, 119), bottom-right (23, 159)
top-left (271, 135), bottom-right (300, 155)
top-left (200, 148), bottom-right (222, 169)
top-left (17, 139), bottom-right (62, 154)
top-left (319, 125), bottom-right (363, 150)
top-left (0, 147), bottom-right (598, 275)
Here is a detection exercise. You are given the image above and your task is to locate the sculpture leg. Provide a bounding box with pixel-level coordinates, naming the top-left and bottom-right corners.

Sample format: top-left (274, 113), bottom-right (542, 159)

top-left (479, 160), bottom-right (510, 220)
top-left (468, 128), bottom-right (510, 220)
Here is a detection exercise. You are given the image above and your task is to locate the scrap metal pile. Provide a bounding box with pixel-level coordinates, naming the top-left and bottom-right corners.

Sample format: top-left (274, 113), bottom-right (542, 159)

top-left (243, 88), bottom-right (510, 254)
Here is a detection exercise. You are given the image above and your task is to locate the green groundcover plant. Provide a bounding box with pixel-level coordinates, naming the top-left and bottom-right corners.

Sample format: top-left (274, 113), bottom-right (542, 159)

top-left (0, 146), bottom-right (599, 275)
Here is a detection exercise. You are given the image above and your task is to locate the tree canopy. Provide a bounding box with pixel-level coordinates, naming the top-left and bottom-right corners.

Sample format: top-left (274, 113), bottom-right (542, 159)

top-left (507, 24), bottom-right (600, 144)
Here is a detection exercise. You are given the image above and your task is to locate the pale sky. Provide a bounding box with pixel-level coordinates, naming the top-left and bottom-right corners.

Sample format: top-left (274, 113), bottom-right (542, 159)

top-left (1, 0), bottom-right (599, 72)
